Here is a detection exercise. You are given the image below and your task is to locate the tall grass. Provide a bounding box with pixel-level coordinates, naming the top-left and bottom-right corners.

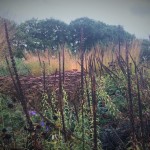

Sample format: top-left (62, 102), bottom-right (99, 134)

top-left (22, 40), bottom-right (141, 76)
top-left (24, 49), bottom-right (81, 76)
top-left (88, 40), bottom-right (141, 66)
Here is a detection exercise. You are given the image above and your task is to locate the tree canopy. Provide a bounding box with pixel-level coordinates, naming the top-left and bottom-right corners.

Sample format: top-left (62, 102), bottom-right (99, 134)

top-left (140, 39), bottom-right (150, 62)
top-left (6, 17), bottom-right (135, 54)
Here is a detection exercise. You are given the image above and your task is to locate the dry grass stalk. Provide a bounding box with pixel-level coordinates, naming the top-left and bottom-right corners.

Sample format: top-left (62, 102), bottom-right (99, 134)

top-left (58, 52), bottom-right (67, 142)
top-left (4, 21), bottom-right (33, 128)
top-left (126, 42), bottom-right (136, 148)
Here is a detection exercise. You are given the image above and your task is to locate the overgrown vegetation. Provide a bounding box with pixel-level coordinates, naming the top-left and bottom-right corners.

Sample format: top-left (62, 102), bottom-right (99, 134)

top-left (0, 18), bottom-right (150, 150)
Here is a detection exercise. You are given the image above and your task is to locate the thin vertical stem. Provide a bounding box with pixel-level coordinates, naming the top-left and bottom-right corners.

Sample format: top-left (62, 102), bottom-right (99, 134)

top-left (5, 55), bottom-right (19, 95)
top-left (59, 52), bottom-right (67, 142)
top-left (4, 21), bottom-right (33, 128)
top-left (91, 74), bottom-right (97, 150)
top-left (136, 70), bottom-right (146, 150)
top-left (48, 49), bottom-right (51, 66)
top-left (129, 53), bottom-right (146, 150)
top-left (42, 61), bottom-right (46, 93)
top-left (85, 75), bottom-right (90, 109)
top-left (126, 42), bottom-right (135, 147)
top-left (118, 26), bottom-right (121, 57)
top-left (37, 49), bottom-right (42, 67)
top-left (62, 44), bottom-right (65, 84)
top-left (80, 27), bottom-right (85, 150)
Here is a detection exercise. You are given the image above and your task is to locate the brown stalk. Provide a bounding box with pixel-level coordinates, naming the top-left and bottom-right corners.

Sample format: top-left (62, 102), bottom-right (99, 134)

top-left (5, 55), bottom-right (19, 95)
top-left (77, 61), bottom-right (87, 72)
top-left (85, 73), bottom-right (91, 109)
top-left (96, 50), bottom-right (102, 77)
top-left (118, 26), bottom-right (121, 57)
top-left (37, 49), bottom-right (42, 67)
top-left (129, 52), bottom-right (146, 150)
top-left (97, 57), bottom-right (120, 81)
top-left (72, 100), bottom-right (79, 123)
top-left (85, 52), bottom-right (88, 73)
top-left (125, 42), bottom-right (136, 147)
top-left (42, 61), bottom-right (46, 93)
top-left (101, 48), bottom-right (104, 68)
top-left (80, 27), bottom-right (85, 150)
top-left (84, 53), bottom-right (91, 109)
top-left (53, 69), bottom-right (57, 88)
top-left (61, 44), bottom-right (65, 84)
top-left (48, 49), bottom-right (51, 66)
top-left (58, 52), bottom-right (67, 142)
top-left (47, 90), bottom-right (55, 114)
top-left (115, 51), bottom-right (127, 78)
top-left (91, 72), bottom-right (97, 150)
top-left (89, 55), bottom-right (93, 76)
top-left (4, 21), bottom-right (33, 128)
top-left (93, 47), bottom-right (97, 73)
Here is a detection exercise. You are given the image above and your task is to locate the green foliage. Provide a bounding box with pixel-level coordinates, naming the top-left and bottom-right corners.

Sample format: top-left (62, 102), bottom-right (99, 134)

top-left (140, 39), bottom-right (150, 62)
top-left (0, 96), bottom-right (25, 129)
top-left (0, 55), bottom-right (149, 149)
top-left (0, 58), bottom-right (30, 76)
top-left (15, 18), bottom-right (69, 53)
top-left (68, 17), bottom-right (97, 51)
top-left (15, 58), bottom-right (30, 75)
top-left (13, 47), bottom-right (25, 58)
top-left (96, 77), bottom-right (122, 119)
top-left (38, 90), bottom-right (103, 149)
top-left (0, 61), bottom-right (8, 76)
top-left (104, 75), bottom-right (127, 112)
top-left (14, 17), bottom-right (134, 53)
top-left (0, 95), bottom-right (26, 148)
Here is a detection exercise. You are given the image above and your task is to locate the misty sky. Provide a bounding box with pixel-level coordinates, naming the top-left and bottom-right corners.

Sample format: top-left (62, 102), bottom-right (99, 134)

top-left (0, 0), bottom-right (150, 39)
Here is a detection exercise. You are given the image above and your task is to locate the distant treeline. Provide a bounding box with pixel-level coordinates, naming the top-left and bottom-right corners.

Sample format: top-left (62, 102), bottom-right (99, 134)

top-left (1, 17), bottom-right (150, 62)
top-left (14, 17), bottom-right (135, 52)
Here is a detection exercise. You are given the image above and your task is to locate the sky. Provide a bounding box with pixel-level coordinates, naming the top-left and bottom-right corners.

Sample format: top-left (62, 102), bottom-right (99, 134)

top-left (0, 0), bottom-right (150, 39)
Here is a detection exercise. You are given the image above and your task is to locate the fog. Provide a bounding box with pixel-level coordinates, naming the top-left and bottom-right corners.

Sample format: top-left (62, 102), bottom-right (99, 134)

top-left (0, 0), bottom-right (150, 39)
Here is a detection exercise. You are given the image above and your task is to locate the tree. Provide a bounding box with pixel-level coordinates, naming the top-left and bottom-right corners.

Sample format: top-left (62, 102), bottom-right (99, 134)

top-left (140, 39), bottom-right (150, 62)
top-left (15, 17), bottom-right (135, 54)
top-left (16, 18), bottom-right (69, 52)
top-left (15, 18), bottom-right (42, 52)
top-left (68, 17), bottom-right (98, 52)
